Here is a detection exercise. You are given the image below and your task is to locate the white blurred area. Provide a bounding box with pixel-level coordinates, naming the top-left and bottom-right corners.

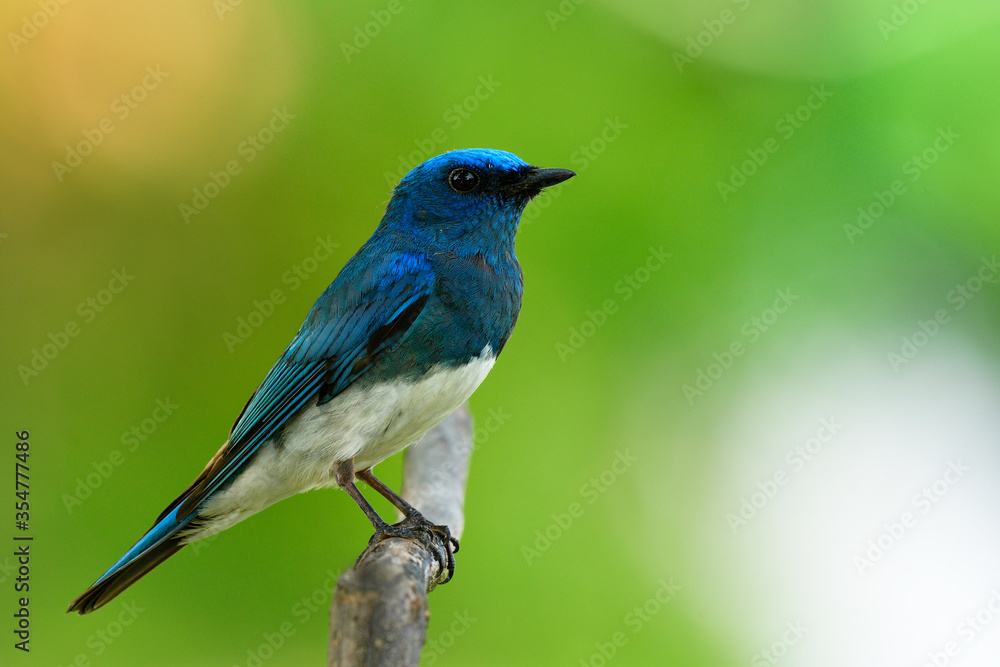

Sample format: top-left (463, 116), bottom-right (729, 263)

top-left (660, 331), bottom-right (1000, 665)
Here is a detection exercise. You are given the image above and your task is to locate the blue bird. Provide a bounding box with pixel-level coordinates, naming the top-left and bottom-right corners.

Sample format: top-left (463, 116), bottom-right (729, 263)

top-left (69, 149), bottom-right (574, 614)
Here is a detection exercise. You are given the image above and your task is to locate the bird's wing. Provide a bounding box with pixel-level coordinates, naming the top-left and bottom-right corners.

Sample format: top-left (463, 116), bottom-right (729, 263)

top-left (166, 250), bottom-right (436, 522)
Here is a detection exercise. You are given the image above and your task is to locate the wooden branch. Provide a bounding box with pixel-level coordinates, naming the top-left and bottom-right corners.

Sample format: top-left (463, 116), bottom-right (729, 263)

top-left (328, 405), bottom-right (473, 667)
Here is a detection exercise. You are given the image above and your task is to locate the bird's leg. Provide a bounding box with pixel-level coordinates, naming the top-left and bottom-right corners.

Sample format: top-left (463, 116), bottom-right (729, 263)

top-left (355, 467), bottom-right (420, 517)
top-left (355, 466), bottom-right (459, 583)
top-left (334, 459), bottom-right (391, 533)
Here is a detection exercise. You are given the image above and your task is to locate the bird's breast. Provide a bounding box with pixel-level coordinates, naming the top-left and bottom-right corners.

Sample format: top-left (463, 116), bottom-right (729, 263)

top-left (278, 345), bottom-right (497, 472)
top-left (350, 347), bottom-right (496, 469)
top-left (422, 251), bottom-right (522, 363)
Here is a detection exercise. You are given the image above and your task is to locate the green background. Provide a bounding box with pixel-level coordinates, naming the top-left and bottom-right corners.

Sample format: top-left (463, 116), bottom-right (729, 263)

top-left (3, 1), bottom-right (1000, 665)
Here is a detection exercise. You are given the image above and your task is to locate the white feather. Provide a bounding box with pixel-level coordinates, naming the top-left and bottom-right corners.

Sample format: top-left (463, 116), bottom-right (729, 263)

top-left (186, 346), bottom-right (495, 540)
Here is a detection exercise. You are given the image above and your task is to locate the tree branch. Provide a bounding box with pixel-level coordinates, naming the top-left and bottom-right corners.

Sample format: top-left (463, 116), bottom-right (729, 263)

top-left (328, 405), bottom-right (473, 667)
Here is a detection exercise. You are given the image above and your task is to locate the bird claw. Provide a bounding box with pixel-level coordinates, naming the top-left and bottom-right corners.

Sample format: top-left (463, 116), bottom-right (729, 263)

top-left (366, 513), bottom-right (460, 583)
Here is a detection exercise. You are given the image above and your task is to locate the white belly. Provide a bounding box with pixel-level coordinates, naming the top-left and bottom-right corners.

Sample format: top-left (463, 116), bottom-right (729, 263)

top-left (189, 348), bottom-right (495, 540)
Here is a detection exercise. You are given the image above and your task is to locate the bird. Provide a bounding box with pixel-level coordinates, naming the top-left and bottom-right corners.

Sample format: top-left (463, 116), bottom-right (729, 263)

top-left (68, 148), bottom-right (574, 614)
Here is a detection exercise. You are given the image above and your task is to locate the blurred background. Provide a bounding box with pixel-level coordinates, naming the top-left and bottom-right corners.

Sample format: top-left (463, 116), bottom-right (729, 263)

top-left (3, 1), bottom-right (1000, 665)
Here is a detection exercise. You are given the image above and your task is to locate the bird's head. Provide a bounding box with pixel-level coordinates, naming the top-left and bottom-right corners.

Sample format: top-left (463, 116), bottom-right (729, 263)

top-left (381, 148), bottom-right (574, 254)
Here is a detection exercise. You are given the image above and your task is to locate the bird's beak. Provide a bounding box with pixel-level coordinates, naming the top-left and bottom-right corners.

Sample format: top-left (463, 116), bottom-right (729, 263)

top-left (511, 167), bottom-right (576, 194)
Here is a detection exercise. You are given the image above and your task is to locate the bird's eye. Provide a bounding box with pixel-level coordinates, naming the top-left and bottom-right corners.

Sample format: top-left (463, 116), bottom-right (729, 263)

top-left (447, 168), bottom-right (480, 193)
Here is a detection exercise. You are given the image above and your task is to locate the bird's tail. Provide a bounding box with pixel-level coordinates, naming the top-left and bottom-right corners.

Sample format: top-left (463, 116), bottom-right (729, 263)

top-left (67, 506), bottom-right (194, 614)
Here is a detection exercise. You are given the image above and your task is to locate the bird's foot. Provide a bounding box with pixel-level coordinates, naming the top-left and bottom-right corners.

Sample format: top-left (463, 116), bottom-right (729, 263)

top-left (366, 513), bottom-right (460, 583)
